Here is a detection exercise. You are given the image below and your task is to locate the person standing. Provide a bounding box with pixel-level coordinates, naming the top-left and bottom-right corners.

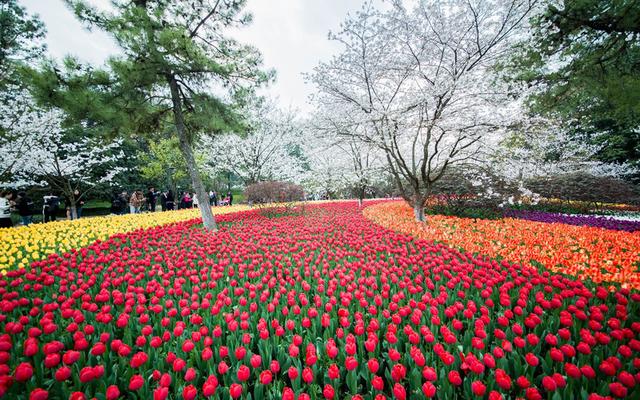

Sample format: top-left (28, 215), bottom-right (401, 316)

top-left (160, 190), bottom-right (167, 211)
top-left (0, 191), bottom-right (13, 228)
top-left (227, 191), bottom-right (233, 206)
top-left (15, 192), bottom-right (33, 226)
top-left (129, 190), bottom-right (144, 214)
top-left (43, 194), bottom-right (59, 223)
top-left (75, 190), bottom-right (85, 218)
top-left (193, 192), bottom-right (199, 209)
top-left (166, 190), bottom-right (175, 210)
top-left (118, 191), bottom-right (129, 215)
top-left (211, 191), bottom-right (218, 206)
top-left (147, 187), bottom-right (157, 212)
top-left (65, 190), bottom-right (85, 220)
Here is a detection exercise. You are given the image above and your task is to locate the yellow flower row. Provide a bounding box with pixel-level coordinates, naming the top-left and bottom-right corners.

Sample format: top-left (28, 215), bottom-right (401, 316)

top-left (0, 206), bottom-right (249, 271)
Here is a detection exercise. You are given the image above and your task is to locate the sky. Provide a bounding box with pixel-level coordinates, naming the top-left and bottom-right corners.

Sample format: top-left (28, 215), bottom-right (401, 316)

top-left (19, 0), bottom-right (370, 114)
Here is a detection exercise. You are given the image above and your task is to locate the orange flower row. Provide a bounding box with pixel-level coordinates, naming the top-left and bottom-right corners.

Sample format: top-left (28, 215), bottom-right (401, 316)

top-left (363, 201), bottom-right (640, 290)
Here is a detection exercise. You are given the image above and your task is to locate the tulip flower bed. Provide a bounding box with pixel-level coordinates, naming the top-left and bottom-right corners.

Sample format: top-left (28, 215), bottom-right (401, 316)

top-left (503, 210), bottom-right (640, 233)
top-left (364, 201), bottom-right (640, 290)
top-left (0, 205), bottom-right (249, 271)
top-left (0, 202), bottom-right (639, 400)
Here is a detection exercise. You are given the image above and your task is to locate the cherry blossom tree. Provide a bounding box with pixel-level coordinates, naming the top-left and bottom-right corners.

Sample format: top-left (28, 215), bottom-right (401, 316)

top-left (202, 101), bottom-right (306, 186)
top-left (0, 90), bottom-right (47, 181)
top-left (308, 109), bottom-right (389, 205)
top-left (494, 118), bottom-right (638, 181)
top-left (1, 95), bottom-right (125, 219)
top-left (310, 0), bottom-right (539, 221)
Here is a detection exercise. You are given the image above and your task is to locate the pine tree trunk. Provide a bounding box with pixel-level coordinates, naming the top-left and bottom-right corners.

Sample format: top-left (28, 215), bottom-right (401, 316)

top-left (168, 75), bottom-right (217, 231)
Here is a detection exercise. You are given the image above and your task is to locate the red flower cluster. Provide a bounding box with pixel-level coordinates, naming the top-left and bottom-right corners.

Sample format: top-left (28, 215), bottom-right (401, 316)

top-left (0, 202), bottom-right (637, 399)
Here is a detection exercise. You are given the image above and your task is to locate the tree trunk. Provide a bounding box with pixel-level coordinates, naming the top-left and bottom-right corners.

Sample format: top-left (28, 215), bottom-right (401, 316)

top-left (70, 204), bottom-right (78, 220)
top-left (168, 75), bottom-right (217, 231)
top-left (412, 197), bottom-right (426, 222)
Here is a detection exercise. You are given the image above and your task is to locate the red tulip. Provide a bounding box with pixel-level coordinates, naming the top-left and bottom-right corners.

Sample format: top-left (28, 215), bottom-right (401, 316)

top-left (153, 387), bottom-right (169, 400)
top-left (372, 376), bottom-right (384, 391)
top-left (15, 362), bottom-right (34, 382)
top-left (229, 383), bottom-right (243, 399)
top-left (288, 366), bottom-right (299, 380)
top-left (130, 352), bottom-right (148, 368)
top-left (106, 385), bottom-right (120, 400)
top-left (422, 381), bottom-right (436, 398)
top-left (185, 367), bottom-right (196, 382)
top-left (182, 385), bottom-right (197, 400)
top-left (542, 376), bottom-right (557, 391)
top-left (29, 388), bottom-right (48, 400)
top-left (448, 370), bottom-right (462, 386)
top-left (368, 358), bottom-right (379, 374)
top-left (345, 356), bottom-right (358, 371)
top-left (471, 381), bottom-right (486, 396)
top-left (393, 383), bottom-right (406, 400)
top-left (128, 375), bottom-right (144, 391)
top-left (525, 388), bottom-right (542, 400)
top-left (55, 366), bottom-right (71, 382)
top-left (323, 384), bottom-right (335, 399)
top-left (251, 354), bottom-right (262, 368)
top-left (391, 364), bottom-right (406, 382)
top-left (260, 370), bottom-right (272, 385)
top-left (302, 367), bottom-right (314, 384)
top-left (610, 382), bottom-right (628, 398)
top-left (328, 364), bottom-right (340, 380)
top-left (282, 387), bottom-right (295, 400)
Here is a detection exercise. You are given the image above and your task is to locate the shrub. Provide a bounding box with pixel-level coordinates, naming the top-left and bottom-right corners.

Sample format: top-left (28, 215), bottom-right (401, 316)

top-left (525, 173), bottom-right (640, 210)
top-left (244, 181), bottom-right (305, 217)
top-left (245, 181), bottom-right (305, 204)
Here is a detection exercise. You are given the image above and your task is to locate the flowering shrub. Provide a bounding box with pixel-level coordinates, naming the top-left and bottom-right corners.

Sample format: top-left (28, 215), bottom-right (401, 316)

top-left (504, 210), bottom-right (640, 232)
top-left (245, 181), bottom-right (305, 205)
top-left (0, 202), bottom-right (638, 399)
top-left (364, 201), bottom-right (640, 290)
top-left (0, 206), bottom-right (249, 271)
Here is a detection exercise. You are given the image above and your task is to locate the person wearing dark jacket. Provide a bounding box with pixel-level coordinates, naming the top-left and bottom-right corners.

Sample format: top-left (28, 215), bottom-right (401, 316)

top-left (227, 191), bottom-right (233, 206)
top-left (147, 187), bottom-right (157, 212)
top-left (43, 194), bottom-right (59, 223)
top-left (160, 191), bottom-right (167, 211)
top-left (15, 192), bottom-right (33, 226)
top-left (165, 190), bottom-right (175, 211)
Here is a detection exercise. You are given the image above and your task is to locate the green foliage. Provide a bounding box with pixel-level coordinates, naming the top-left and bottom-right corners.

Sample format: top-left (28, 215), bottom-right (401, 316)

top-left (426, 206), bottom-right (503, 220)
top-left (64, 0), bottom-right (273, 142)
top-left (505, 0), bottom-right (640, 171)
top-left (138, 137), bottom-right (190, 188)
top-left (0, 0), bottom-right (45, 90)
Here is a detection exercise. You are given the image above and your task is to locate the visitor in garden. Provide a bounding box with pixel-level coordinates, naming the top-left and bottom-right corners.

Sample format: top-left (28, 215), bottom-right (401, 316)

top-left (209, 190), bottom-right (218, 206)
top-left (118, 191), bottom-right (129, 215)
top-left (165, 190), bottom-right (175, 210)
top-left (65, 190), bottom-right (84, 220)
top-left (159, 190), bottom-right (167, 211)
top-left (15, 191), bottom-right (34, 226)
top-left (179, 192), bottom-right (192, 209)
top-left (0, 191), bottom-right (13, 228)
top-left (227, 191), bottom-right (233, 206)
top-left (129, 190), bottom-right (145, 214)
top-left (147, 187), bottom-right (157, 212)
top-left (42, 194), bottom-right (59, 223)
top-left (193, 192), bottom-right (199, 208)
top-left (110, 191), bottom-right (121, 214)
